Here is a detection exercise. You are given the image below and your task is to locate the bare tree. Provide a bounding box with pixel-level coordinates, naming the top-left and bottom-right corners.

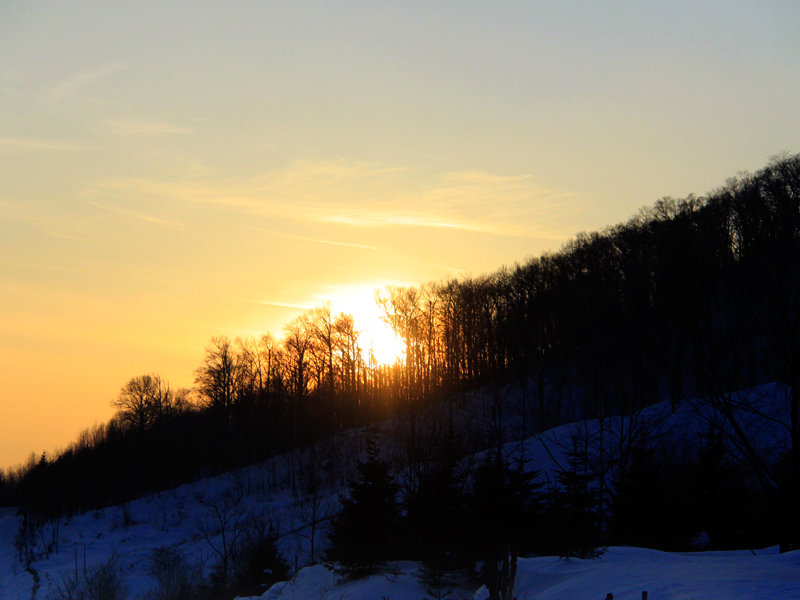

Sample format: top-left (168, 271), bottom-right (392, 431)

top-left (193, 494), bottom-right (248, 588)
top-left (335, 313), bottom-right (362, 396)
top-left (377, 285), bottom-right (422, 405)
top-left (147, 546), bottom-right (197, 600)
top-left (195, 336), bottom-right (245, 426)
top-left (112, 374), bottom-right (173, 433)
top-left (282, 314), bottom-right (314, 402)
top-left (310, 303), bottom-right (338, 395)
top-left (292, 445), bottom-right (335, 564)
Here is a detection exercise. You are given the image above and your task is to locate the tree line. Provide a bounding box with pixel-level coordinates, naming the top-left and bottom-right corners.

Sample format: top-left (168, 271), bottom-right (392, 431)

top-left (325, 415), bottom-right (767, 600)
top-left (1, 154), bottom-right (799, 549)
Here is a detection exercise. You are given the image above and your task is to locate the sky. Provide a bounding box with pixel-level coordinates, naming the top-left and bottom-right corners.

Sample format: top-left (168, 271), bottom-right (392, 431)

top-left (1, 0), bottom-right (799, 469)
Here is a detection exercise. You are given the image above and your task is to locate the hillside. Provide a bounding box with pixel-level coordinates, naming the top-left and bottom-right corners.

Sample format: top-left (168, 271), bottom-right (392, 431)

top-left (6, 155), bottom-right (800, 539)
top-left (0, 382), bottom-right (795, 599)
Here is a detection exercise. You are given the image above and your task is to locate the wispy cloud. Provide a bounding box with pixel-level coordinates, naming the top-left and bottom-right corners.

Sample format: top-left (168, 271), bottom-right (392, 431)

top-left (441, 171), bottom-right (534, 185)
top-left (1, 201), bottom-right (90, 241)
top-left (248, 227), bottom-right (376, 250)
top-left (84, 199), bottom-right (184, 228)
top-left (95, 119), bottom-right (194, 136)
top-left (48, 64), bottom-right (125, 101)
top-left (320, 211), bottom-right (486, 232)
top-left (36, 228), bottom-right (88, 242)
top-left (86, 161), bottom-right (408, 215)
top-left (0, 136), bottom-right (83, 153)
top-left (322, 211), bottom-right (567, 239)
top-left (256, 301), bottom-right (312, 310)
top-left (86, 160), bottom-right (580, 240)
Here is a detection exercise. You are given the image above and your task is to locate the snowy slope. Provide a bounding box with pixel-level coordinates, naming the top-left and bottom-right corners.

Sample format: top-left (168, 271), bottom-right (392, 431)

top-left (508, 382), bottom-right (792, 487)
top-left (0, 508), bottom-right (37, 599)
top-left (0, 382), bottom-right (794, 599)
top-left (0, 454), bottom-right (339, 599)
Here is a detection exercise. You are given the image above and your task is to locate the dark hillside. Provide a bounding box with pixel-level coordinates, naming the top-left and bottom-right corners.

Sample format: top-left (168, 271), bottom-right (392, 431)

top-left (3, 155), bottom-right (799, 548)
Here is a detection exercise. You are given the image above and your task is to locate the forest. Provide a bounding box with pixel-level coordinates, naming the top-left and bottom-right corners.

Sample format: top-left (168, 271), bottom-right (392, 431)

top-left (1, 154), bottom-right (799, 594)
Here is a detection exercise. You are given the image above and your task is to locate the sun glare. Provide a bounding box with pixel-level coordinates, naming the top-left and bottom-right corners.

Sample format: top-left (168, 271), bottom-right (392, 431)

top-left (325, 285), bottom-right (406, 366)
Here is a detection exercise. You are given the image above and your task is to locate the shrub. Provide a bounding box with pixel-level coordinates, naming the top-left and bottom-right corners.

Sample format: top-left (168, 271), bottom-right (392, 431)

top-left (146, 546), bottom-right (196, 600)
top-left (50, 556), bottom-right (127, 600)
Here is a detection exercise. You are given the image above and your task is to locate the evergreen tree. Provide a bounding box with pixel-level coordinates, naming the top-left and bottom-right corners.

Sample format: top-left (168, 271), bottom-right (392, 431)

top-left (0, 469), bottom-right (7, 506)
top-left (549, 433), bottom-right (604, 559)
top-left (686, 424), bottom-right (751, 549)
top-left (403, 429), bottom-right (467, 566)
top-left (611, 440), bottom-right (689, 550)
top-left (467, 451), bottom-right (541, 600)
top-left (233, 532), bottom-right (289, 596)
top-left (326, 437), bottom-right (400, 578)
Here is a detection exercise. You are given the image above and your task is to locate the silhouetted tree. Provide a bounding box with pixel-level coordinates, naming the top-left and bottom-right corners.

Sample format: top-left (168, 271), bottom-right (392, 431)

top-left (467, 451), bottom-right (540, 600)
top-left (112, 374), bottom-right (177, 433)
top-left (231, 514), bottom-right (288, 596)
top-left (549, 431), bottom-right (604, 559)
top-left (326, 437), bottom-right (400, 578)
top-left (195, 336), bottom-right (244, 428)
top-left (611, 438), bottom-right (688, 549)
top-left (147, 546), bottom-right (197, 600)
top-left (193, 493), bottom-right (248, 590)
top-left (403, 429), bottom-right (467, 567)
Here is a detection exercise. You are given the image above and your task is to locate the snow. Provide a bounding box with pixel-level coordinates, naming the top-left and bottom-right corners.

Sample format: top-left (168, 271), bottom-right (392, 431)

top-left (253, 562), bottom-right (431, 600)
top-left (0, 508), bottom-right (37, 599)
top-left (0, 458), bottom-right (323, 600)
top-left (0, 382), bottom-right (796, 599)
top-left (518, 546), bottom-right (800, 600)
top-left (246, 547), bottom-right (800, 600)
top-left (505, 382), bottom-right (793, 488)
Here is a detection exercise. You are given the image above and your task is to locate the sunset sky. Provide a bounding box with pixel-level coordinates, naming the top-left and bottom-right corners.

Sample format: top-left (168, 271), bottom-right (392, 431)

top-left (1, 1), bottom-right (799, 468)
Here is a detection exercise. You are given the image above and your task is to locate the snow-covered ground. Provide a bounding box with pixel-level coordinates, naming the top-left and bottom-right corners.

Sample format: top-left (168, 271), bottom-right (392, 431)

top-left (0, 382), bottom-right (794, 599)
top-left (514, 546), bottom-right (800, 600)
top-left (250, 546), bottom-right (800, 600)
top-left (0, 454), bottom-right (327, 599)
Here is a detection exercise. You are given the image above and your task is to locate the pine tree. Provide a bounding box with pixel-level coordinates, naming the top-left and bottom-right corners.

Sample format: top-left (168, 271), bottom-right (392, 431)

top-left (611, 440), bottom-right (688, 549)
top-left (549, 433), bottom-right (604, 559)
top-left (686, 424), bottom-right (750, 549)
top-left (467, 451), bottom-right (541, 600)
top-left (404, 429), bottom-right (467, 565)
top-left (326, 437), bottom-right (400, 578)
top-left (233, 532), bottom-right (289, 595)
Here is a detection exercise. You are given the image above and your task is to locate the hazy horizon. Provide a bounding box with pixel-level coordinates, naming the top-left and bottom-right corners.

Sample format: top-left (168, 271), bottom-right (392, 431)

top-left (2, 0), bottom-right (799, 468)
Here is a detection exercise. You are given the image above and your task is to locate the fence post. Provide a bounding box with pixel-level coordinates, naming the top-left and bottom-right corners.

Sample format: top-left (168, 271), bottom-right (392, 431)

top-left (605, 594), bottom-right (614, 600)
top-left (642, 593), bottom-right (648, 600)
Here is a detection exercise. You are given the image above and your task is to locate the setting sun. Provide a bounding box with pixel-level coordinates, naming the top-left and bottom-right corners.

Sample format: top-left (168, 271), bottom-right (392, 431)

top-left (324, 285), bottom-right (406, 366)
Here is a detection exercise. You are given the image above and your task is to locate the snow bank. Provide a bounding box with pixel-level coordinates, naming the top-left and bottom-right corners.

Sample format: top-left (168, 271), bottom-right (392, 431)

top-left (252, 547), bottom-right (800, 600)
top-left (515, 546), bottom-right (800, 600)
top-left (253, 561), bottom-right (430, 600)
